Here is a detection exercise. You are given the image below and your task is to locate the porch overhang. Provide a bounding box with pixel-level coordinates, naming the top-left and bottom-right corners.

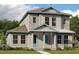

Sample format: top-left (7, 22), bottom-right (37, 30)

top-left (57, 29), bottom-right (75, 34)
top-left (30, 30), bottom-right (57, 32)
top-left (30, 24), bottom-right (57, 32)
top-left (30, 24), bottom-right (75, 34)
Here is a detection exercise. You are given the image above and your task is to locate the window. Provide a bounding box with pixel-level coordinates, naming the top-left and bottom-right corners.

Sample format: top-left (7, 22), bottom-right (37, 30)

top-left (33, 17), bottom-right (36, 23)
top-left (13, 35), bottom-right (18, 44)
top-left (45, 17), bottom-right (49, 25)
top-left (64, 35), bottom-right (68, 44)
top-left (33, 35), bottom-right (37, 44)
top-left (21, 35), bottom-right (25, 44)
top-left (52, 17), bottom-right (56, 26)
top-left (63, 19), bottom-right (66, 24)
top-left (57, 35), bottom-right (61, 44)
top-left (62, 19), bottom-right (66, 29)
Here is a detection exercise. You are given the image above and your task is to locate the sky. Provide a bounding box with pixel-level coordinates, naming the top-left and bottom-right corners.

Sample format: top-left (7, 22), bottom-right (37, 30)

top-left (0, 4), bottom-right (79, 21)
top-left (31, 4), bottom-right (79, 11)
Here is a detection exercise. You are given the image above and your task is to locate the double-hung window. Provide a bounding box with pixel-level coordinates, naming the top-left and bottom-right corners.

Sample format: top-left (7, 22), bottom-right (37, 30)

top-left (21, 35), bottom-right (25, 44)
top-left (45, 17), bottom-right (49, 25)
top-left (52, 17), bottom-right (56, 26)
top-left (57, 35), bottom-right (61, 44)
top-left (33, 17), bottom-right (36, 23)
top-left (64, 35), bottom-right (68, 44)
top-left (62, 19), bottom-right (66, 29)
top-left (13, 35), bottom-right (18, 44)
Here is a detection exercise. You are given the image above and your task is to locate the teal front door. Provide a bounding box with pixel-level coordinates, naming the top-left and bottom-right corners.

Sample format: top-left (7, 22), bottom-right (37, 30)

top-left (33, 35), bottom-right (37, 48)
top-left (45, 33), bottom-right (48, 44)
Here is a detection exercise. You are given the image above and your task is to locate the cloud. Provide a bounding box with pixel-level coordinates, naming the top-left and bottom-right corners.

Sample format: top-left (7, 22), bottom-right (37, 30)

top-left (61, 10), bottom-right (79, 17)
top-left (0, 4), bottom-right (39, 21)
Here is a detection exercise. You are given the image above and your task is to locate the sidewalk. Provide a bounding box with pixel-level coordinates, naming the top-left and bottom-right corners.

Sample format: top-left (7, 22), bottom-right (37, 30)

top-left (37, 50), bottom-right (50, 54)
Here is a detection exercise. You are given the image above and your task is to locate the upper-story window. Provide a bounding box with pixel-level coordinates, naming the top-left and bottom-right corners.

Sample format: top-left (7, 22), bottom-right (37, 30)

top-left (33, 17), bottom-right (36, 23)
top-left (45, 17), bottom-right (49, 25)
top-left (62, 19), bottom-right (66, 29)
top-left (63, 19), bottom-right (66, 24)
top-left (52, 17), bottom-right (56, 26)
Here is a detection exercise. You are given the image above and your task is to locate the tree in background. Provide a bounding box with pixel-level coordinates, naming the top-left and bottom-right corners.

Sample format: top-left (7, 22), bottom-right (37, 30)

top-left (70, 16), bottom-right (79, 40)
top-left (0, 19), bottom-right (19, 44)
top-left (0, 19), bottom-right (19, 34)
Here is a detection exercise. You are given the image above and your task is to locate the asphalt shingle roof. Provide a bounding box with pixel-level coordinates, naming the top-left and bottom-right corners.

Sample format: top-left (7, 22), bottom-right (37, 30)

top-left (7, 25), bottom-right (27, 33)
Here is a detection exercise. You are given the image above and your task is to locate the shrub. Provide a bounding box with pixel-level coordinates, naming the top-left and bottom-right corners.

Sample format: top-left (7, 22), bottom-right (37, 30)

top-left (1, 44), bottom-right (11, 50)
top-left (44, 48), bottom-right (50, 51)
top-left (57, 47), bottom-right (62, 50)
top-left (74, 44), bottom-right (79, 48)
top-left (26, 48), bottom-right (34, 51)
top-left (13, 47), bottom-right (23, 50)
top-left (64, 47), bottom-right (73, 50)
top-left (0, 44), bottom-right (35, 50)
top-left (0, 45), bottom-right (2, 50)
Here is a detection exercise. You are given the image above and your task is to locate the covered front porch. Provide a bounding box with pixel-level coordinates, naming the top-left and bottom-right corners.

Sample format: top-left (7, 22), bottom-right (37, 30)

top-left (32, 32), bottom-right (57, 50)
top-left (31, 32), bottom-right (74, 50)
top-left (29, 24), bottom-right (75, 50)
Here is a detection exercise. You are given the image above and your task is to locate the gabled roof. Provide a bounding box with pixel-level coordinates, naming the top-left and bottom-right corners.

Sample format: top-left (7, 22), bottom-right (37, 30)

top-left (7, 24), bottom-right (75, 34)
top-left (30, 24), bottom-right (57, 32)
top-left (28, 7), bottom-right (60, 13)
top-left (20, 7), bottom-right (71, 24)
top-left (7, 25), bottom-right (27, 33)
top-left (30, 24), bottom-right (75, 34)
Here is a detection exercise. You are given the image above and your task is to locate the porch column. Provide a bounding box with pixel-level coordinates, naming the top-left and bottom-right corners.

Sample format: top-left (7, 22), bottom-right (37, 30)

top-left (68, 34), bottom-right (73, 48)
top-left (28, 33), bottom-right (33, 49)
top-left (50, 33), bottom-right (54, 50)
top-left (53, 34), bottom-right (57, 50)
top-left (61, 35), bottom-right (64, 49)
top-left (43, 32), bottom-right (45, 49)
top-left (38, 32), bottom-right (44, 49)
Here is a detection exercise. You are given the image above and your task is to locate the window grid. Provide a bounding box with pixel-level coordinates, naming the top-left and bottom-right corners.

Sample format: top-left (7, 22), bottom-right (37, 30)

top-left (62, 19), bottom-right (66, 29)
top-left (52, 17), bottom-right (56, 26)
top-left (21, 35), bottom-right (25, 44)
top-left (33, 17), bottom-right (36, 23)
top-left (57, 35), bottom-right (61, 44)
top-left (13, 35), bottom-right (18, 44)
top-left (45, 17), bottom-right (49, 25)
top-left (64, 35), bottom-right (68, 44)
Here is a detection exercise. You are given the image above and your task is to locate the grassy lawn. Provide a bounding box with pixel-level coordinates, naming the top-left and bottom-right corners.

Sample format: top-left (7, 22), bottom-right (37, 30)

top-left (45, 44), bottom-right (79, 54)
top-left (45, 48), bottom-right (79, 54)
top-left (0, 50), bottom-right (39, 54)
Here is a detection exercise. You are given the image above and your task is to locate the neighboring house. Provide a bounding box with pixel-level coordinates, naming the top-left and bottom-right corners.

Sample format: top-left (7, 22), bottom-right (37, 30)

top-left (6, 7), bottom-right (75, 50)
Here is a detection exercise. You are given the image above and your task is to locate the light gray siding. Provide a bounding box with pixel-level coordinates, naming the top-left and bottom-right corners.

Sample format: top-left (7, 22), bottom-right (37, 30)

top-left (20, 15), bottom-right (30, 31)
top-left (29, 14), bottom-right (40, 30)
top-left (6, 34), bottom-right (28, 48)
top-left (20, 13), bottom-right (70, 31)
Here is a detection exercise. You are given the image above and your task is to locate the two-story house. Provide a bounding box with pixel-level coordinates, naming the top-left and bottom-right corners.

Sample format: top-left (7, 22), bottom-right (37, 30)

top-left (6, 7), bottom-right (75, 50)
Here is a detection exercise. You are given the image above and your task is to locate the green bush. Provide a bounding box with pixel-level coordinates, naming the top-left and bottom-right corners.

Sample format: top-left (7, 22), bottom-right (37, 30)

top-left (0, 44), bottom-right (35, 50)
top-left (0, 44), bottom-right (11, 50)
top-left (74, 44), bottom-right (79, 48)
top-left (44, 48), bottom-right (50, 51)
top-left (64, 45), bottom-right (74, 50)
top-left (57, 47), bottom-right (62, 50)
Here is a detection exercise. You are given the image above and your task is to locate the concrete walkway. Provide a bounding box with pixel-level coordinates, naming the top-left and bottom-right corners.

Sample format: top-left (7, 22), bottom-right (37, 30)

top-left (33, 48), bottom-right (50, 54)
top-left (37, 50), bottom-right (50, 54)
